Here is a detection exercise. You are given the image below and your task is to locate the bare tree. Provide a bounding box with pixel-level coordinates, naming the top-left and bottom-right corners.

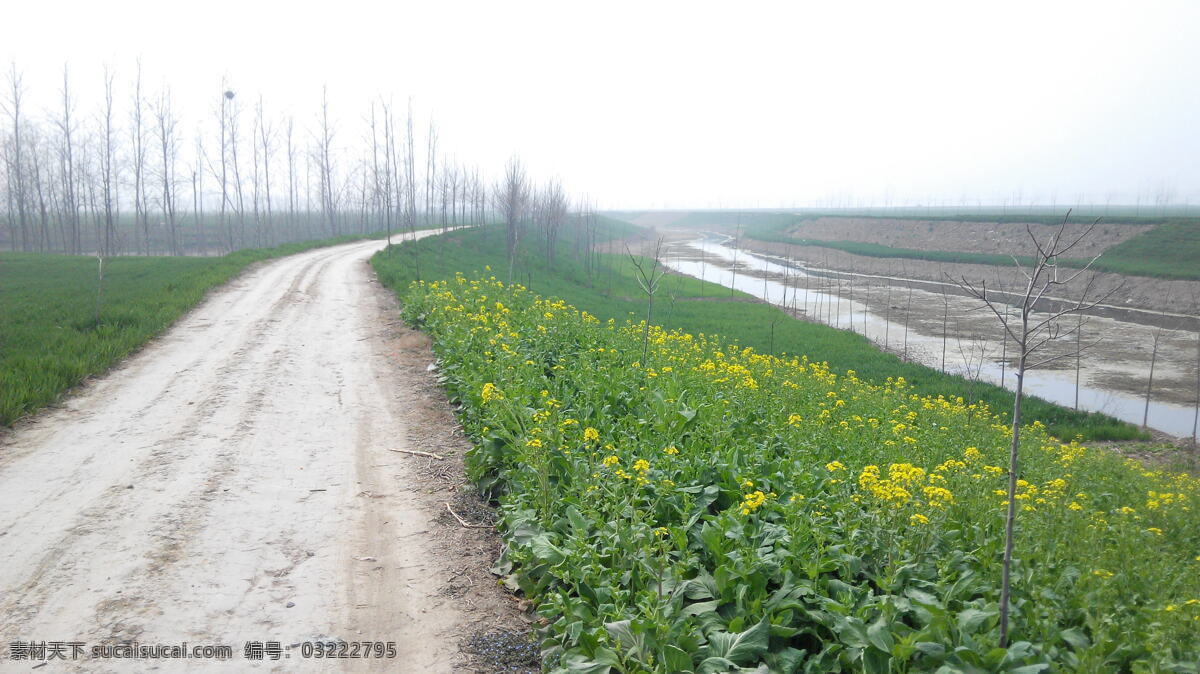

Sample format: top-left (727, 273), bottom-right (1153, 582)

top-left (883, 273), bottom-right (893, 351)
top-left (99, 66), bottom-right (118, 257)
top-left (404, 99), bottom-right (418, 236)
top-left (152, 87), bottom-right (179, 254)
top-left (284, 118), bottom-right (296, 236)
top-left (627, 237), bottom-right (667, 365)
top-left (55, 65), bottom-right (80, 254)
top-left (425, 119), bottom-right (437, 228)
top-left (250, 102), bottom-right (264, 245)
top-left (131, 63), bottom-right (149, 253)
top-left (834, 275), bottom-right (842, 328)
top-left (227, 89), bottom-right (246, 245)
top-left (26, 131), bottom-right (51, 252)
top-left (2, 63), bottom-right (30, 251)
top-left (315, 86), bottom-right (337, 236)
top-left (847, 264), bottom-right (855, 332)
top-left (192, 136), bottom-right (204, 254)
top-left (1073, 311), bottom-right (1083, 410)
top-left (955, 320), bottom-right (990, 418)
top-left (539, 178), bottom-right (568, 265)
top-left (1143, 285), bottom-right (1175, 428)
top-left (729, 221), bottom-right (741, 297)
top-left (367, 103), bottom-right (381, 239)
top-left (952, 212), bottom-right (1116, 647)
top-left (494, 156), bottom-right (528, 284)
top-left (938, 274), bottom-right (951, 373)
top-left (376, 98), bottom-right (396, 245)
top-left (213, 85), bottom-right (232, 251)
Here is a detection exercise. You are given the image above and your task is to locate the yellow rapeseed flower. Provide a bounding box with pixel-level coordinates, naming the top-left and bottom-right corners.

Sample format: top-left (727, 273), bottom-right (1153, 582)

top-left (740, 490), bottom-right (767, 515)
top-left (583, 427), bottom-right (600, 443)
top-left (481, 382), bottom-right (503, 403)
top-left (923, 486), bottom-right (954, 507)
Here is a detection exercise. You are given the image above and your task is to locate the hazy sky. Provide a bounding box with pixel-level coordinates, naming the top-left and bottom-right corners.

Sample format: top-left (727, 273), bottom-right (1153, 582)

top-left (4, 0), bottom-right (1198, 209)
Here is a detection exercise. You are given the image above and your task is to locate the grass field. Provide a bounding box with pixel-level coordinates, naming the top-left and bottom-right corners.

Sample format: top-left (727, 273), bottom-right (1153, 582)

top-left (373, 223), bottom-right (1144, 443)
top-left (391, 268), bottom-right (1200, 672)
top-left (0, 233), bottom-right (383, 426)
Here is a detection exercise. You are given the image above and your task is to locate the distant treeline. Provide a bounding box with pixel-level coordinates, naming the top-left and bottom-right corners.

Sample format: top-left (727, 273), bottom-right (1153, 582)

top-left (0, 210), bottom-right (477, 257)
top-left (0, 62), bottom-right (567, 258)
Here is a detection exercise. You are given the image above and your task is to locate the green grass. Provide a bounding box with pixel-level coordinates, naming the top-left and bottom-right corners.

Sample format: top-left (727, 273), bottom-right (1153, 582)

top-left (0, 233), bottom-right (384, 426)
top-left (1090, 220), bottom-right (1200, 279)
top-left (372, 222), bottom-right (1145, 442)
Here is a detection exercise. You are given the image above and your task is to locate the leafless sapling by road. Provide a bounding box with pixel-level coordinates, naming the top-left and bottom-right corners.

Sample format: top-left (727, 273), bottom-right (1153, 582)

top-left (952, 211), bottom-right (1116, 648)
top-left (627, 237), bottom-right (667, 366)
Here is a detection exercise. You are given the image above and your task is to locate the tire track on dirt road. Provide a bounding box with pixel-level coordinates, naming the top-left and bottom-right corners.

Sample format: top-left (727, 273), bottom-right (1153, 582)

top-left (0, 235), bottom-right (518, 671)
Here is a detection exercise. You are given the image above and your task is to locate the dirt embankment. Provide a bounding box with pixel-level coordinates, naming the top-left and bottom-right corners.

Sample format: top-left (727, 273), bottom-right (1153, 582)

top-left (0, 238), bottom-right (530, 672)
top-left (738, 236), bottom-right (1200, 323)
top-left (786, 217), bottom-right (1152, 257)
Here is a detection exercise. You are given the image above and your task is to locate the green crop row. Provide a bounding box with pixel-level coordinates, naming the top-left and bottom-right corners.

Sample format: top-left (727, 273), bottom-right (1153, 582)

top-left (398, 274), bottom-right (1200, 672)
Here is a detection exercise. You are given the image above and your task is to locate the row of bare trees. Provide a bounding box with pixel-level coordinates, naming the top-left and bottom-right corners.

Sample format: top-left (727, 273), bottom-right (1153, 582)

top-left (492, 157), bottom-right (577, 283)
top-left (0, 62), bottom-right (500, 256)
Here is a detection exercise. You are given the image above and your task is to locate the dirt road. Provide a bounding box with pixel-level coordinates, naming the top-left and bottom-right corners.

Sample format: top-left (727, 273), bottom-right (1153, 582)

top-left (0, 237), bottom-right (513, 671)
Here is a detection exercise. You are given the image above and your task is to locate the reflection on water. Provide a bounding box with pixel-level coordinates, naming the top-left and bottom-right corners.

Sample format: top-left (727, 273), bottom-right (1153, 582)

top-left (662, 238), bottom-right (1198, 438)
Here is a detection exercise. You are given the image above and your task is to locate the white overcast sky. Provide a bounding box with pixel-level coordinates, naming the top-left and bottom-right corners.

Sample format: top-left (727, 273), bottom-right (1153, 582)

top-left (4, 0), bottom-right (1198, 209)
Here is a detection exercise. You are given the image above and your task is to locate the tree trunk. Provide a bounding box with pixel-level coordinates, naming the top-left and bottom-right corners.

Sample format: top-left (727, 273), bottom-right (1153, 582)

top-left (999, 343), bottom-right (1027, 648)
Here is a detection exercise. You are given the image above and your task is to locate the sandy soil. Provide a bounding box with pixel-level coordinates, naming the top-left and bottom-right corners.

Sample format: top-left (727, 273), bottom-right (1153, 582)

top-left (785, 216), bottom-right (1152, 257)
top-left (0, 237), bottom-right (525, 672)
